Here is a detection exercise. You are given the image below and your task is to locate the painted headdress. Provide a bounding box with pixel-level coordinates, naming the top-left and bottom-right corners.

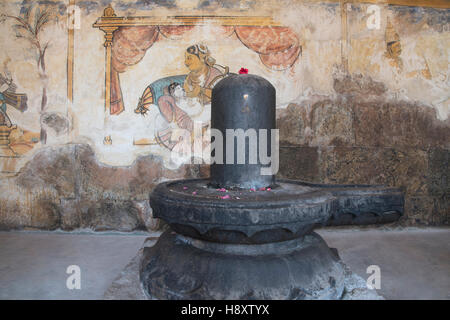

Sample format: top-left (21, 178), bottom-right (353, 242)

top-left (385, 18), bottom-right (400, 45)
top-left (186, 43), bottom-right (216, 67)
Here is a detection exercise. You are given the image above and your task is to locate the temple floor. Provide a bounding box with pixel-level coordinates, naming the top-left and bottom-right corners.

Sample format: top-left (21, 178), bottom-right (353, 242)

top-left (0, 227), bottom-right (448, 300)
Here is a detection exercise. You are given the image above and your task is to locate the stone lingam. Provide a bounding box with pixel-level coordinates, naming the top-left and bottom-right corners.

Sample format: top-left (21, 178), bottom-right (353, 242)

top-left (139, 74), bottom-right (404, 300)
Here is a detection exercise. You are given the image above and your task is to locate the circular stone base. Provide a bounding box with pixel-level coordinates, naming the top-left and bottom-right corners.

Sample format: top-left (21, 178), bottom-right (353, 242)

top-left (150, 179), bottom-right (335, 244)
top-left (140, 230), bottom-right (346, 300)
top-left (150, 179), bottom-right (404, 244)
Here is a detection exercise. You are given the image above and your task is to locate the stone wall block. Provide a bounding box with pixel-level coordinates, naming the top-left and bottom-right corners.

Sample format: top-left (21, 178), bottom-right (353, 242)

top-left (277, 146), bottom-right (320, 182)
top-left (353, 103), bottom-right (450, 149)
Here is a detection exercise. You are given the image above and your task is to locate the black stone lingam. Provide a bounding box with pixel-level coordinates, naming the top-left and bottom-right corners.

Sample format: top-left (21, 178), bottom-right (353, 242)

top-left (140, 74), bottom-right (404, 300)
top-left (210, 75), bottom-right (276, 189)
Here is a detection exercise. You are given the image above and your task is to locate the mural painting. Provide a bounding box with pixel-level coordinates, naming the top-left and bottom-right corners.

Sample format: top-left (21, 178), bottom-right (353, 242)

top-left (384, 17), bottom-right (432, 79)
top-left (134, 43), bottom-right (229, 154)
top-left (93, 6), bottom-right (301, 166)
top-left (0, 3), bottom-right (63, 175)
top-left (0, 71), bottom-right (29, 158)
top-left (1, 5), bottom-right (55, 143)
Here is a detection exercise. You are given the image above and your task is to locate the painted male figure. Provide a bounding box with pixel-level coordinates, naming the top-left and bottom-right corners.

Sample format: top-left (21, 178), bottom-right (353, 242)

top-left (0, 74), bottom-right (27, 127)
top-left (0, 84), bottom-right (12, 127)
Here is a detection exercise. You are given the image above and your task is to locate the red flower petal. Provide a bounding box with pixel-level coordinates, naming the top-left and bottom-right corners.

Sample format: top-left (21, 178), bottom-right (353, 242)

top-left (239, 68), bottom-right (249, 74)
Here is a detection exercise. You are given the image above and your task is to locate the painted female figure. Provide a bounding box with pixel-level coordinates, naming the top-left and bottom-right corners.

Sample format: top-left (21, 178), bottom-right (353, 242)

top-left (136, 44), bottom-right (228, 151)
top-left (183, 44), bottom-right (226, 105)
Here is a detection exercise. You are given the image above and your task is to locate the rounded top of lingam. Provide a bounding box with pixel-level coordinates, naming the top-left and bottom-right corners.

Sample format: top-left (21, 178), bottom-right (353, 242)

top-left (212, 73), bottom-right (275, 94)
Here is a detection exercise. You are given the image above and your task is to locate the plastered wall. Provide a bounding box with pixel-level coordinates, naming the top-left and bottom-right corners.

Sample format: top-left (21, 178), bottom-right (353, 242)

top-left (0, 0), bottom-right (448, 230)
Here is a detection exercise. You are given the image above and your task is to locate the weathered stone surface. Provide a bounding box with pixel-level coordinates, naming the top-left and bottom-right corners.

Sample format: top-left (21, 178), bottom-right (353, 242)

top-left (0, 144), bottom-right (204, 231)
top-left (59, 198), bottom-right (81, 230)
top-left (277, 100), bottom-right (354, 147)
top-left (434, 196), bottom-right (449, 225)
top-left (427, 148), bottom-right (449, 197)
top-left (318, 146), bottom-right (443, 224)
top-left (405, 195), bottom-right (449, 226)
top-left (274, 73), bottom-right (449, 227)
top-left (77, 145), bottom-right (189, 200)
top-left (405, 196), bottom-right (437, 225)
top-left (104, 237), bottom-right (384, 300)
top-left (59, 198), bottom-right (152, 232)
top-left (16, 144), bottom-right (79, 198)
top-left (333, 73), bottom-right (387, 101)
top-left (277, 146), bottom-right (320, 182)
top-left (309, 100), bottom-right (354, 147)
top-left (353, 102), bottom-right (450, 149)
top-left (0, 196), bottom-right (23, 230)
top-left (319, 146), bottom-right (448, 225)
top-left (29, 199), bottom-right (61, 230)
top-left (321, 147), bottom-right (428, 194)
top-left (207, 93), bottom-right (450, 227)
top-left (141, 231), bottom-right (347, 299)
top-left (82, 200), bottom-right (142, 232)
top-left (133, 200), bottom-right (160, 231)
top-left (278, 74), bottom-right (450, 153)
top-left (277, 103), bottom-right (307, 146)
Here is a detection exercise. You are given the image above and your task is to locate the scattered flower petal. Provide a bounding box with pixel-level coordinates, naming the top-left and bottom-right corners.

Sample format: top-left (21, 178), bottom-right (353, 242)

top-left (221, 195), bottom-right (230, 199)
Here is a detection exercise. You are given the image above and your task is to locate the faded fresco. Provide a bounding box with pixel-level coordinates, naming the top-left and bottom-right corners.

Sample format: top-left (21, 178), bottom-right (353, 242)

top-left (0, 3), bottom-right (59, 176)
top-left (347, 3), bottom-right (449, 119)
top-left (98, 20), bottom-right (302, 167)
top-left (132, 43), bottom-right (228, 156)
top-left (0, 0), bottom-right (448, 230)
top-left (89, 6), bottom-right (303, 168)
